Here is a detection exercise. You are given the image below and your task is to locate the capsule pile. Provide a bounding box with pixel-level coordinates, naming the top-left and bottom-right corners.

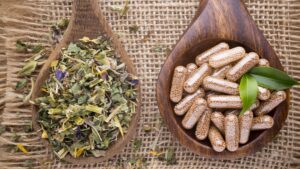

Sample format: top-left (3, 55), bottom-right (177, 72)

top-left (170, 42), bottom-right (287, 152)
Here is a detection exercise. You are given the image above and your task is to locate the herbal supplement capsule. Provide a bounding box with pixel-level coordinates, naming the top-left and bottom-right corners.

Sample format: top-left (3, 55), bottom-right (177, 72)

top-left (170, 66), bottom-right (188, 103)
top-left (184, 63), bottom-right (212, 93)
top-left (211, 111), bottom-right (225, 133)
top-left (225, 109), bottom-right (239, 116)
top-left (225, 114), bottom-right (239, 152)
top-left (208, 126), bottom-right (226, 152)
top-left (258, 86), bottom-right (271, 101)
top-left (258, 58), bottom-right (270, 67)
top-left (226, 52), bottom-right (259, 82)
top-left (195, 42), bottom-right (229, 66)
top-left (209, 47), bottom-right (246, 68)
top-left (174, 89), bottom-right (205, 116)
top-left (186, 63), bottom-right (198, 79)
top-left (203, 76), bottom-right (239, 95)
top-left (182, 98), bottom-right (207, 129)
top-left (249, 100), bottom-right (260, 110)
top-left (195, 108), bottom-right (212, 140)
top-left (251, 115), bottom-right (274, 130)
top-left (239, 110), bottom-right (253, 144)
top-left (207, 95), bottom-right (242, 109)
top-left (255, 91), bottom-right (286, 116)
top-left (212, 65), bottom-right (232, 79)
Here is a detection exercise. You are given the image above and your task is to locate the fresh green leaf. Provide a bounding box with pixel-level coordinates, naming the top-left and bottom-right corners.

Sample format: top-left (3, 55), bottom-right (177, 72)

top-left (249, 66), bottom-right (299, 90)
top-left (15, 79), bottom-right (28, 90)
top-left (239, 74), bottom-right (258, 115)
top-left (18, 60), bottom-right (37, 77)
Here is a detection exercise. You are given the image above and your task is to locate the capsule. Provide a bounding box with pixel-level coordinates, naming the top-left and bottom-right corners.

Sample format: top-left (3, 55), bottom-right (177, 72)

top-left (207, 95), bottom-right (242, 109)
top-left (211, 111), bottom-right (225, 134)
top-left (225, 109), bottom-right (239, 116)
top-left (211, 65), bottom-right (232, 79)
top-left (239, 110), bottom-right (253, 144)
top-left (205, 91), bottom-right (219, 99)
top-left (186, 63), bottom-right (198, 79)
top-left (184, 63), bottom-right (212, 93)
top-left (203, 76), bottom-right (239, 95)
top-left (182, 98), bottom-right (207, 129)
top-left (208, 126), bottom-right (226, 152)
top-left (258, 86), bottom-right (271, 101)
top-left (249, 100), bottom-right (260, 110)
top-left (195, 108), bottom-right (212, 140)
top-left (255, 91), bottom-right (286, 116)
top-left (170, 66), bottom-right (188, 103)
top-left (195, 42), bottom-right (229, 66)
top-left (174, 89), bottom-right (205, 116)
top-left (209, 47), bottom-right (246, 68)
top-left (225, 114), bottom-right (239, 152)
top-left (251, 115), bottom-right (274, 130)
top-left (258, 59), bottom-right (270, 67)
top-left (226, 52), bottom-right (259, 81)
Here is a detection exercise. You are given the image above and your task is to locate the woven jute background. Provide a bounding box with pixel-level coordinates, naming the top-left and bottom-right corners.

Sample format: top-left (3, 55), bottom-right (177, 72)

top-left (0, 0), bottom-right (300, 168)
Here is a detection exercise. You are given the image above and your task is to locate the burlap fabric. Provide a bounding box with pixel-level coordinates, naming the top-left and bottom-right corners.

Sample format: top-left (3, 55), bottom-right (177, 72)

top-left (0, 0), bottom-right (300, 168)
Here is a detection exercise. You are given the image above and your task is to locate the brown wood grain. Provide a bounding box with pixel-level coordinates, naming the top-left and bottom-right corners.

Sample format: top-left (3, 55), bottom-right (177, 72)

top-left (31, 0), bottom-right (141, 164)
top-left (156, 0), bottom-right (289, 159)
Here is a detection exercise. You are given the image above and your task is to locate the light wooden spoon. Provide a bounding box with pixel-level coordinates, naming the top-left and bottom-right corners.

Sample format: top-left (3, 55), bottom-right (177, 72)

top-left (31, 0), bottom-right (141, 164)
top-left (156, 0), bottom-right (289, 159)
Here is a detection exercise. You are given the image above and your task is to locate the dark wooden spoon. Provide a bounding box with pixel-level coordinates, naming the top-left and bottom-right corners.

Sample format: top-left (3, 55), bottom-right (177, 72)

top-left (156, 0), bottom-right (289, 159)
top-left (31, 0), bottom-right (141, 164)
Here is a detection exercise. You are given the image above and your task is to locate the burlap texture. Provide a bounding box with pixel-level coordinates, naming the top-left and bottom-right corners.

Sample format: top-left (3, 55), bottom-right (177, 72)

top-left (0, 0), bottom-right (300, 168)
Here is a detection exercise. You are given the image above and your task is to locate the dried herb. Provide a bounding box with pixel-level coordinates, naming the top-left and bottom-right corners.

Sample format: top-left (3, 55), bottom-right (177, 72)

top-left (16, 40), bottom-right (44, 53)
top-left (35, 36), bottom-right (138, 159)
top-left (16, 79), bottom-right (28, 90)
top-left (50, 18), bottom-right (69, 45)
top-left (129, 25), bottom-right (139, 33)
top-left (133, 138), bottom-right (142, 151)
top-left (110, 0), bottom-right (129, 17)
top-left (158, 148), bottom-right (177, 165)
top-left (142, 124), bottom-right (151, 132)
top-left (18, 61), bottom-right (37, 77)
top-left (17, 144), bottom-right (29, 155)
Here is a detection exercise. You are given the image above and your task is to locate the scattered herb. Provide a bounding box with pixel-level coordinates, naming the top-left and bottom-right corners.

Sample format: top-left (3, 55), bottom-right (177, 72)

top-left (152, 44), bottom-right (166, 53)
top-left (111, 0), bottom-right (129, 17)
top-left (158, 148), bottom-right (177, 165)
top-left (16, 40), bottom-right (44, 53)
top-left (133, 138), bottom-right (142, 152)
top-left (142, 124), bottom-right (151, 132)
top-left (50, 18), bottom-right (69, 45)
top-left (57, 18), bottom-right (69, 30)
top-left (17, 144), bottom-right (29, 155)
top-left (35, 36), bottom-right (138, 159)
top-left (15, 79), bottom-right (28, 90)
top-left (239, 74), bottom-right (258, 115)
top-left (129, 25), bottom-right (139, 33)
top-left (18, 61), bottom-right (37, 77)
top-left (249, 66), bottom-right (299, 90)
top-left (128, 157), bottom-right (147, 169)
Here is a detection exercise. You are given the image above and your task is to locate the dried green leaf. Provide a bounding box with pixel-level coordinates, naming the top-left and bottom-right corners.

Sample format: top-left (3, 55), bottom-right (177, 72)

top-left (16, 40), bottom-right (28, 53)
top-left (18, 60), bottom-right (37, 77)
top-left (129, 25), bottom-right (139, 33)
top-left (57, 18), bottom-right (69, 30)
top-left (111, 0), bottom-right (129, 17)
top-left (15, 79), bottom-right (28, 90)
top-left (133, 138), bottom-right (142, 152)
top-left (158, 148), bottom-right (177, 165)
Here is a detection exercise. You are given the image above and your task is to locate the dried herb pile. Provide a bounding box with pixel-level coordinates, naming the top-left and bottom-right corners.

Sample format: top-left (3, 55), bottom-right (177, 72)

top-left (35, 36), bottom-right (138, 159)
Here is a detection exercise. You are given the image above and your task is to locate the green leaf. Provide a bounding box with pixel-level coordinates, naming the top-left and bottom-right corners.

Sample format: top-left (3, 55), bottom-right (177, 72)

top-left (15, 79), bottom-right (28, 90)
top-left (18, 60), bottom-right (37, 77)
top-left (249, 66), bottom-right (299, 90)
top-left (239, 74), bottom-right (258, 115)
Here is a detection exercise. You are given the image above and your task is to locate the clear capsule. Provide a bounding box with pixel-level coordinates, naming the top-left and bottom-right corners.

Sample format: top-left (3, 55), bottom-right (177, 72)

top-left (251, 115), bottom-right (274, 130)
top-left (211, 65), bottom-right (232, 79)
top-left (182, 98), bottom-right (207, 129)
top-left (226, 52), bottom-right (259, 82)
top-left (209, 47), bottom-right (246, 68)
top-left (207, 95), bottom-right (242, 109)
top-left (258, 59), bottom-right (270, 67)
top-left (239, 110), bottom-right (253, 144)
top-left (225, 114), bottom-right (239, 152)
top-left (258, 86), bottom-right (271, 101)
top-left (203, 76), bottom-right (239, 95)
top-left (170, 66), bottom-right (188, 103)
top-left (255, 91), bottom-right (286, 116)
top-left (195, 42), bottom-right (229, 66)
top-left (184, 63), bottom-right (212, 93)
top-left (174, 89), bottom-right (205, 116)
top-left (186, 63), bottom-right (198, 79)
top-left (208, 126), bottom-right (226, 152)
top-left (211, 111), bottom-right (225, 134)
top-left (195, 108), bottom-right (212, 140)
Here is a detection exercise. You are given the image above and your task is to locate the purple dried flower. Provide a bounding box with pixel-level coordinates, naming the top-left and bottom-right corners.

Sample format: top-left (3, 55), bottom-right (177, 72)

top-left (55, 70), bottom-right (66, 81)
top-left (129, 79), bottom-right (139, 86)
top-left (101, 71), bottom-right (109, 80)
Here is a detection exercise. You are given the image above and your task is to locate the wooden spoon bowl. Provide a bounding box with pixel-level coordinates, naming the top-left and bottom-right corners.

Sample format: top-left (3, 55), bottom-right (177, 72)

top-left (31, 0), bottom-right (141, 164)
top-left (156, 0), bottom-right (289, 159)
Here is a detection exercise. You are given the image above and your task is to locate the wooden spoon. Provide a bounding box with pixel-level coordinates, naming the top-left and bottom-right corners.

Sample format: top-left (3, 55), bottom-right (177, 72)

top-left (31, 0), bottom-right (141, 164)
top-left (156, 0), bottom-right (289, 159)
